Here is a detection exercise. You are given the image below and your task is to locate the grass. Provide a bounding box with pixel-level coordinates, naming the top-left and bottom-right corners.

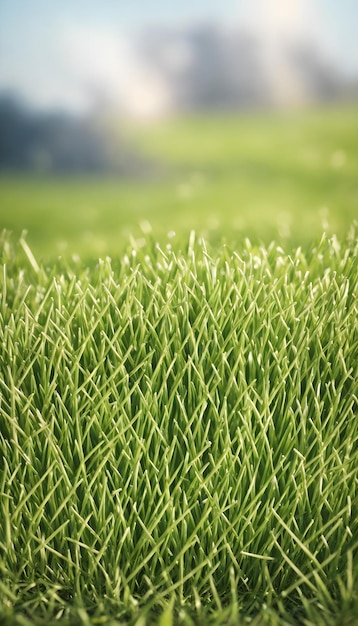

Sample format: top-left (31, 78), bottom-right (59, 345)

top-left (0, 227), bottom-right (357, 626)
top-left (0, 104), bottom-right (357, 624)
top-left (0, 104), bottom-right (357, 259)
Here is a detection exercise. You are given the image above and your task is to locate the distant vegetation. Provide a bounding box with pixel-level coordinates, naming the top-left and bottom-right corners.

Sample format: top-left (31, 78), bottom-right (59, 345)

top-left (0, 95), bottom-right (153, 176)
top-left (0, 104), bottom-right (357, 258)
top-left (1, 21), bottom-right (357, 176)
top-left (135, 23), bottom-right (357, 114)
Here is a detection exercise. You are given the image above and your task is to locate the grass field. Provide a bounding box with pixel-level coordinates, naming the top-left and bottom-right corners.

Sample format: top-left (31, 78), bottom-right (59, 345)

top-left (0, 106), bottom-right (358, 625)
top-left (0, 105), bottom-right (357, 258)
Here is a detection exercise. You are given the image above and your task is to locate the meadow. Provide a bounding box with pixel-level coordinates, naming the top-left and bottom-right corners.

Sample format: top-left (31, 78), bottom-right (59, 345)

top-left (0, 105), bottom-right (357, 626)
top-left (0, 105), bottom-right (357, 257)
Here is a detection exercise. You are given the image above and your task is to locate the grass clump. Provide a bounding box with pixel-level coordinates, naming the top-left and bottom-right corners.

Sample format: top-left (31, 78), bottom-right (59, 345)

top-left (0, 230), bottom-right (357, 626)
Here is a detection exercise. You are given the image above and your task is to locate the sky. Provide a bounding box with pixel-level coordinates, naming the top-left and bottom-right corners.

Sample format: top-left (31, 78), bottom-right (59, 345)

top-left (0, 0), bottom-right (357, 115)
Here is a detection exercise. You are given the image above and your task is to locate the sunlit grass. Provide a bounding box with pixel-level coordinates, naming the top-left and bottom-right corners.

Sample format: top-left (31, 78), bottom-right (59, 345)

top-left (0, 228), bottom-right (357, 625)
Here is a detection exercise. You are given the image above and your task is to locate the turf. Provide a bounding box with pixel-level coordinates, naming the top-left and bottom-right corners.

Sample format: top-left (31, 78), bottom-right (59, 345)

top-left (0, 228), bottom-right (357, 626)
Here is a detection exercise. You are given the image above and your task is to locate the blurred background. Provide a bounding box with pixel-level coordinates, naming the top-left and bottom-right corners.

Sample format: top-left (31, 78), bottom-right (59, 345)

top-left (0, 0), bottom-right (357, 257)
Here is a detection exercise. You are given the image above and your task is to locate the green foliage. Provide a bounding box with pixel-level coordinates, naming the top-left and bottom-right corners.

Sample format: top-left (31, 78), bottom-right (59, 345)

top-left (0, 229), bottom-right (357, 625)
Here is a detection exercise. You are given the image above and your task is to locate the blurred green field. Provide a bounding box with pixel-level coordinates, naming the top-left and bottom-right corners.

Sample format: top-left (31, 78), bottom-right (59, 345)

top-left (0, 105), bottom-right (357, 259)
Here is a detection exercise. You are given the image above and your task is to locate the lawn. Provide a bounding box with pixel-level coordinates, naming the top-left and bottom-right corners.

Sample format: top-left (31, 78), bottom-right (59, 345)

top-left (0, 105), bottom-right (357, 626)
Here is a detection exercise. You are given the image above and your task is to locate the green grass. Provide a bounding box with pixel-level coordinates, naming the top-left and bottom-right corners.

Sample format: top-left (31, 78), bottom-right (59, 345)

top-left (0, 105), bottom-right (357, 259)
top-left (0, 228), bottom-right (357, 626)
top-left (0, 105), bottom-right (357, 624)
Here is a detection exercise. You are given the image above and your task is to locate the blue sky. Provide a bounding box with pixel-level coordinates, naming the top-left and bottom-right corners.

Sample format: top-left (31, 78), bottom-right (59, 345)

top-left (1, 0), bottom-right (357, 38)
top-left (1, 1), bottom-right (237, 29)
top-left (0, 0), bottom-right (357, 114)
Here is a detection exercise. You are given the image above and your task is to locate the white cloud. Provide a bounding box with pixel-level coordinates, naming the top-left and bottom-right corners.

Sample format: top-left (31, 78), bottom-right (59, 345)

top-left (0, 21), bottom-right (173, 118)
top-left (237, 0), bottom-right (321, 106)
top-left (0, 3), bottom-right (352, 117)
top-left (239, 0), bottom-right (318, 41)
top-left (60, 23), bottom-right (173, 118)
